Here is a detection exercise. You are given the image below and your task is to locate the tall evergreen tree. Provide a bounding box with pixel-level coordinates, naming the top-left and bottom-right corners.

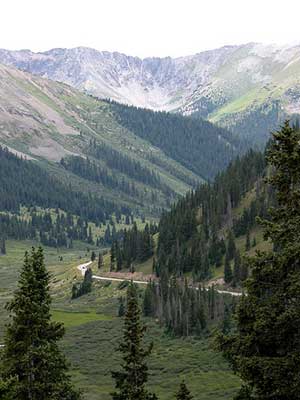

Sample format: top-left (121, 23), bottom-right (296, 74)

top-left (227, 231), bottom-right (236, 260)
top-left (224, 252), bottom-right (233, 284)
top-left (0, 237), bottom-right (6, 255)
top-left (98, 253), bottom-right (104, 269)
top-left (111, 282), bottom-right (157, 400)
top-left (218, 121), bottom-right (300, 399)
top-left (245, 230), bottom-right (251, 251)
top-left (0, 247), bottom-right (81, 400)
top-left (233, 250), bottom-right (241, 285)
top-left (175, 381), bottom-right (193, 400)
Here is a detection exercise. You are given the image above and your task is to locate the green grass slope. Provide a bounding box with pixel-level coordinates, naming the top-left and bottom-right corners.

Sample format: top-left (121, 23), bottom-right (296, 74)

top-left (0, 240), bottom-right (241, 400)
top-left (0, 63), bottom-right (247, 216)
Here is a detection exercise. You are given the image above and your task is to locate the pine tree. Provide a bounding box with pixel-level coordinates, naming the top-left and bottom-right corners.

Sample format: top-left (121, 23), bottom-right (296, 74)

top-left (218, 121), bottom-right (300, 399)
top-left (111, 282), bottom-right (157, 400)
top-left (224, 252), bottom-right (233, 284)
top-left (0, 247), bottom-right (81, 400)
top-left (110, 242), bottom-right (116, 271)
top-left (118, 297), bottom-right (125, 317)
top-left (0, 238), bottom-right (6, 255)
top-left (227, 231), bottom-right (236, 260)
top-left (175, 381), bottom-right (193, 400)
top-left (233, 250), bottom-right (241, 285)
top-left (143, 282), bottom-right (154, 317)
top-left (98, 253), bottom-right (104, 269)
top-left (245, 230), bottom-right (251, 251)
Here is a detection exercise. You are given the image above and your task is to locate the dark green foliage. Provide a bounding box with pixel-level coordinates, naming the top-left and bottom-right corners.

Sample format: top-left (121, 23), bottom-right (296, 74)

top-left (71, 268), bottom-right (93, 299)
top-left (143, 281), bottom-right (156, 317)
top-left (227, 231), bottom-right (236, 260)
top-left (0, 146), bottom-right (128, 225)
top-left (219, 100), bottom-right (282, 147)
top-left (157, 150), bottom-right (266, 279)
top-left (245, 230), bottom-right (251, 251)
top-left (239, 260), bottom-right (248, 282)
top-left (98, 253), bottom-right (104, 269)
top-left (175, 381), bottom-right (193, 400)
top-left (87, 140), bottom-right (172, 194)
top-left (111, 282), bottom-right (157, 400)
top-left (109, 100), bottom-right (247, 181)
top-left (224, 252), bottom-right (233, 284)
top-left (61, 154), bottom-right (173, 202)
top-left (0, 247), bottom-right (81, 400)
top-left (91, 251), bottom-right (96, 261)
top-left (217, 121), bottom-right (300, 399)
top-left (143, 276), bottom-right (234, 337)
top-left (111, 223), bottom-right (157, 270)
top-left (0, 209), bottom-right (97, 248)
top-left (0, 237), bottom-right (6, 255)
top-left (118, 297), bottom-right (126, 317)
top-left (233, 251), bottom-right (241, 286)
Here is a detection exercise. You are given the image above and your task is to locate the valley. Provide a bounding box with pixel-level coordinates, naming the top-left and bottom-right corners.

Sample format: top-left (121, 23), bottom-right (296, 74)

top-left (2, 43), bottom-right (300, 144)
top-left (0, 239), bottom-right (241, 400)
top-left (0, 34), bottom-right (299, 399)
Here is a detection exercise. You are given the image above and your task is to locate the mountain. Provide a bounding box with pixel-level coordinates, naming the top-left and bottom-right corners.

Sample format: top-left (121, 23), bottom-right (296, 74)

top-left (156, 147), bottom-right (270, 283)
top-left (1, 43), bottom-right (300, 143)
top-left (0, 63), bottom-right (244, 218)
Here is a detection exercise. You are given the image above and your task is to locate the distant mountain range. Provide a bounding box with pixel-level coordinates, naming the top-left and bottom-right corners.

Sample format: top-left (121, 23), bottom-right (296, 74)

top-left (1, 42), bottom-right (300, 143)
top-left (0, 63), bottom-right (243, 216)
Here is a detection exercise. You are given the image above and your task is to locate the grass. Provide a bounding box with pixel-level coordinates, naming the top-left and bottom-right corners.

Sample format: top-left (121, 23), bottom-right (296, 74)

top-left (0, 239), bottom-right (241, 399)
top-left (52, 310), bottom-right (113, 328)
top-left (61, 316), bottom-right (241, 400)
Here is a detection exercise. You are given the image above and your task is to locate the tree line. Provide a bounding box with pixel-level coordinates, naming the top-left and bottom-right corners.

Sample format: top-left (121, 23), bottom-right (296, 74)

top-left (87, 139), bottom-right (173, 196)
top-left (110, 223), bottom-right (158, 271)
top-left (0, 209), bottom-right (95, 248)
top-left (143, 276), bottom-right (236, 337)
top-left (108, 99), bottom-right (248, 181)
top-left (0, 146), bottom-right (130, 226)
top-left (156, 149), bottom-right (267, 281)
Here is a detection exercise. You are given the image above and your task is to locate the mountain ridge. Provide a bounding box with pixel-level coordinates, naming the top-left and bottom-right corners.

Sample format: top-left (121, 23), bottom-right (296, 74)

top-left (2, 42), bottom-right (300, 143)
top-left (0, 62), bottom-right (244, 216)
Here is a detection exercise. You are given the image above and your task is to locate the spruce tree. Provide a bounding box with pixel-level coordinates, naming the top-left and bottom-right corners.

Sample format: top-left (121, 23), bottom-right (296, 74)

top-left (98, 253), bottom-right (104, 269)
top-left (0, 247), bottom-right (81, 400)
top-left (91, 250), bottom-right (96, 261)
top-left (111, 282), bottom-right (157, 400)
top-left (233, 250), bottom-right (241, 285)
top-left (218, 121), bottom-right (300, 399)
top-left (0, 238), bottom-right (6, 255)
top-left (175, 381), bottom-right (193, 400)
top-left (227, 231), bottom-right (236, 260)
top-left (143, 282), bottom-right (154, 317)
top-left (245, 230), bottom-right (251, 251)
top-left (224, 252), bottom-right (233, 284)
top-left (118, 297), bottom-right (125, 317)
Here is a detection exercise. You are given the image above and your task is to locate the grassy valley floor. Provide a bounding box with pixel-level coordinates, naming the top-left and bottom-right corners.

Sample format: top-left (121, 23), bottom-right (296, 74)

top-left (0, 240), bottom-right (241, 399)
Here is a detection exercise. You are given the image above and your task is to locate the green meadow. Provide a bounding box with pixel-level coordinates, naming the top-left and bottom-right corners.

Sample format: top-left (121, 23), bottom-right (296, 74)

top-left (0, 240), bottom-right (241, 399)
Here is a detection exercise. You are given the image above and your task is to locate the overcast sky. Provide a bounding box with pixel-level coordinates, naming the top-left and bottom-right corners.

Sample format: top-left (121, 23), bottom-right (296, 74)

top-left (1, 0), bottom-right (300, 58)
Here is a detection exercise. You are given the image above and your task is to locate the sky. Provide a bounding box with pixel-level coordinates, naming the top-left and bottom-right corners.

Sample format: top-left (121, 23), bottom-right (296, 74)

top-left (1, 0), bottom-right (300, 58)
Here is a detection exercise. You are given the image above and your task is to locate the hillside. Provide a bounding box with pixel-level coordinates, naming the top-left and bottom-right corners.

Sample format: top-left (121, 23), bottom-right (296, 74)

top-left (155, 147), bottom-right (272, 285)
top-left (2, 43), bottom-right (300, 143)
top-left (0, 63), bottom-right (246, 217)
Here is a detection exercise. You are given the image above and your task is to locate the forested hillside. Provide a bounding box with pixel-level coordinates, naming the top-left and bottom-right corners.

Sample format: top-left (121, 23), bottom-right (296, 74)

top-left (155, 148), bottom-right (271, 283)
top-left (0, 63), bottom-right (249, 222)
top-left (109, 100), bottom-right (247, 180)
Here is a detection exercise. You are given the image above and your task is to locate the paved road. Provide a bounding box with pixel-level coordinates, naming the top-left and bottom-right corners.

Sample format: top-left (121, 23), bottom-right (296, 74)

top-left (77, 261), bottom-right (243, 296)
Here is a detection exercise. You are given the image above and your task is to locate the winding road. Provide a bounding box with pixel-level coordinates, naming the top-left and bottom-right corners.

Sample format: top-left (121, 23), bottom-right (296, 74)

top-left (77, 261), bottom-right (243, 297)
